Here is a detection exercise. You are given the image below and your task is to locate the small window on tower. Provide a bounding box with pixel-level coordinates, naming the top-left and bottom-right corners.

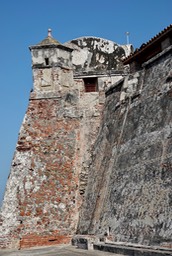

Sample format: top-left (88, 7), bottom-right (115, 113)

top-left (84, 77), bottom-right (98, 92)
top-left (45, 58), bottom-right (49, 66)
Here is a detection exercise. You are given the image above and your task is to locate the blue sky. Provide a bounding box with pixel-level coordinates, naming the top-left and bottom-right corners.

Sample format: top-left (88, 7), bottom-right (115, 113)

top-left (0, 0), bottom-right (171, 204)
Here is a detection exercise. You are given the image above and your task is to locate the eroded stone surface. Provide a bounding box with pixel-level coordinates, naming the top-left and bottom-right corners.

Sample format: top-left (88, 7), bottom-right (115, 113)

top-left (78, 48), bottom-right (172, 247)
top-left (65, 37), bottom-right (132, 73)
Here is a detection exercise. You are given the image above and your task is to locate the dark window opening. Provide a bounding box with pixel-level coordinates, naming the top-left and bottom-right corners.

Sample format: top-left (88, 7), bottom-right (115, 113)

top-left (84, 77), bottom-right (97, 92)
top-left (45, 58), bottom-right (49, 65)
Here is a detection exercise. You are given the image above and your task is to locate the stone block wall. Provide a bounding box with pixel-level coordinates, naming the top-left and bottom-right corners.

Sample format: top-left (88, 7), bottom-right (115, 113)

top-left (77, 47), bottom-right (172, 247)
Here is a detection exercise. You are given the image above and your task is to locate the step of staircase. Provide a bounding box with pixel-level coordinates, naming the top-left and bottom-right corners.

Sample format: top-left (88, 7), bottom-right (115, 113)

top-left (94, 242), bottom-right (172, 256)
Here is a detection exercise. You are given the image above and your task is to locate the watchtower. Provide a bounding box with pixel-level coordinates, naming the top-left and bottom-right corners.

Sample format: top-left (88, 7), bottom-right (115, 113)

top-left (29, 29), bottom-right (73, 96)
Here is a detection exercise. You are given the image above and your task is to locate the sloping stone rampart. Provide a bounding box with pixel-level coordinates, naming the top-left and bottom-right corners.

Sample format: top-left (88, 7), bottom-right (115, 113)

top-left (77, 47), bottom-right (172, 247)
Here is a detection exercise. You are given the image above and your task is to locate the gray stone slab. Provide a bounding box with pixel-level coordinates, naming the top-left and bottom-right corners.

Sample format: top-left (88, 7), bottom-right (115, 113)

top-left (94, 243), bottom-right (172, 256)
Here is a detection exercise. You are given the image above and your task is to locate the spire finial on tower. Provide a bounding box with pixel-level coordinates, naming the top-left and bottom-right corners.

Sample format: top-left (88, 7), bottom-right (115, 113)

top-left (125, 32), bottom-right (130, 44)
top-left (48, 28), bottom-right (52, 37)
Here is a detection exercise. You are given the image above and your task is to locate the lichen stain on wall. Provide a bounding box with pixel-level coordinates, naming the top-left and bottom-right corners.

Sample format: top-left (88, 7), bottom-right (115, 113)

top-left (65, 37), bottom-right (131, 72)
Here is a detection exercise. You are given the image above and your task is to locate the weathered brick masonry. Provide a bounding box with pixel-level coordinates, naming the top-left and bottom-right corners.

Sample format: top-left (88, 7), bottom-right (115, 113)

top-left (0, 95), bottom-right (81, 248)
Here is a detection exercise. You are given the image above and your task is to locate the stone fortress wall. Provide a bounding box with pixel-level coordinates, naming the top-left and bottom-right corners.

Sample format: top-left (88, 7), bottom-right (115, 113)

top-left (78, 43), bottom-right (172, 247)
top-left (0, 31), bottom-right (131, 249)
top-left (0, 25), bottom-right (172, 249)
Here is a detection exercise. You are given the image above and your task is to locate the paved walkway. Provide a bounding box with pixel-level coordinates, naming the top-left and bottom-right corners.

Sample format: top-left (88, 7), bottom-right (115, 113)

top-left (0, 245), bottom-right (122, 256)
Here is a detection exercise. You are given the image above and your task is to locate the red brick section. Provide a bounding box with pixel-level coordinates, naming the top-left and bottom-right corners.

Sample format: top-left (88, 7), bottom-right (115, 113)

top-left (161, 243), bottom-right (172, 249)
top-left (20, 233), bottom-right (71, 249)
top-left (11, 96), bottom-right (81, 248)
